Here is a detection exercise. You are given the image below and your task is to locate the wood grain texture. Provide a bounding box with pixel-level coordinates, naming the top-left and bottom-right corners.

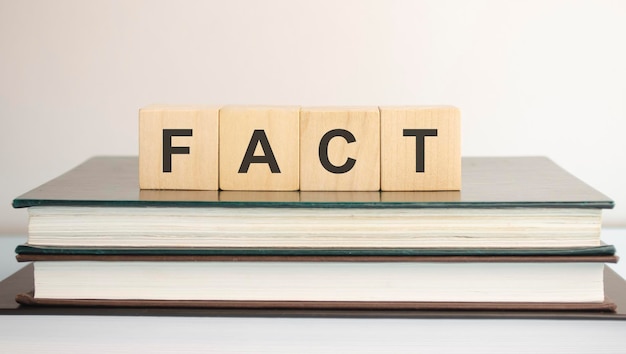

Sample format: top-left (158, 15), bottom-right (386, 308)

top-left (219, 106), bottom-right (299, 190)
top-left (300, 107), bottom-right (380, 191)
top-left (139, 105), bottom-right (219, 190)
top-left (380, 106), bottom-right (461, 191)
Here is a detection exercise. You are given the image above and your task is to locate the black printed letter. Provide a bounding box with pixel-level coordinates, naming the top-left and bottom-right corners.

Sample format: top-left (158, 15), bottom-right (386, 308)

top-left (163, 129), bottom-right (192, 173)
top-left (318, 129), bottom-right (357, 174)
top-left (403, 129), bottom-right (437, 173)
top-left (238, 130), bottom-right (281, 173)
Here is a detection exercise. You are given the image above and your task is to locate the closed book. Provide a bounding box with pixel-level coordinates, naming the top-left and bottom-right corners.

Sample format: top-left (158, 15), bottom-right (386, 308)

top-left (14, 252), bottom-right (618, 309)
top-left (2, 265), bottom-right (626, 354)
top-left (12, 156), bottom-right (613, 249)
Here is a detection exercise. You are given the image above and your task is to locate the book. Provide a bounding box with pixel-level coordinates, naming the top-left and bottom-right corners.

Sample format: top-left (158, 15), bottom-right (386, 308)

top-left (12, 156), bottom-right (613, 249)
top-left (14, 252), bottom-right (618, 308)
top-left (2, 263), bottom-right (624, 314)
top-left (2, 266), bottom-right (626, 353)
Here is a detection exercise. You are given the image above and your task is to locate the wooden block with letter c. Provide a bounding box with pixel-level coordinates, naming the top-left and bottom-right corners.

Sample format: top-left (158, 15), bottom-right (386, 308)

top-left (300, 107), bottom-right (380, 191)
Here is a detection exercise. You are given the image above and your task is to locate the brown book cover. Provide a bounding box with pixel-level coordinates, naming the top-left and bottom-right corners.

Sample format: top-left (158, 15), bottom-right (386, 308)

top-left (13, 292), bottom-right (619, 312)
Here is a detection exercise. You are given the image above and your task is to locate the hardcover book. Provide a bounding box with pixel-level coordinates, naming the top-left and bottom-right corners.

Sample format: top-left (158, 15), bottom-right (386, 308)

top-left (1, 264), bottom-right (624, 315)
top-left (2, 266), bottom-right (626, 352)
top-left (13, 252), bottom-right (618, 310)
top-left (12, 156), bottom-right (614, 249)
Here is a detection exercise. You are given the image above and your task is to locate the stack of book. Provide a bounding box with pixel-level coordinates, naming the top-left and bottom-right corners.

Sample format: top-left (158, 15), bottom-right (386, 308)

top-left (9, 155), bottom-right (621, 312)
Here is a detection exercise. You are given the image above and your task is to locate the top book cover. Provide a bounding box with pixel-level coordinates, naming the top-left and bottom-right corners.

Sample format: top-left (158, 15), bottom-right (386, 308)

top-left (12, 156), bottom-right (613, 209)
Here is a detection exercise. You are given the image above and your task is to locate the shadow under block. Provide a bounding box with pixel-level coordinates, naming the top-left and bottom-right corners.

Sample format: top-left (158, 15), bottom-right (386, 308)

top-left (219, 106), bottom-right (300, 191)
top-left (300, 107), bottom-right (380, 191)
top-left (139, 105), bottom-right (219, 190)
top-left (380, 106), bottom-right (461, 191)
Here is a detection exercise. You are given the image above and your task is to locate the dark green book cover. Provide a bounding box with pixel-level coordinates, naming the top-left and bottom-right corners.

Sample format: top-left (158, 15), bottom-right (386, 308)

top-left (14, 244), bottom-right (618, 258)
top-left (12, 156), bottom-right (614, 209)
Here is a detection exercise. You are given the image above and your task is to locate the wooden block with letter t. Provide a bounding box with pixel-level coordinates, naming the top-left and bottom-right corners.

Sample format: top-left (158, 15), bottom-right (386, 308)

top-left (380, 106), bottom-right (461, 191)
top-left (219, 106), bottom-right (300, 191)
top-left (300, 107), bottom-right (380, 191)
top-left (139, 105), bottom-right (219, 190)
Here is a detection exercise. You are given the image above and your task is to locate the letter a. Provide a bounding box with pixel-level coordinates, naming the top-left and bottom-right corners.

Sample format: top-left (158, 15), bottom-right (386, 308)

top-left (238, 130), bottom-right (281, 173)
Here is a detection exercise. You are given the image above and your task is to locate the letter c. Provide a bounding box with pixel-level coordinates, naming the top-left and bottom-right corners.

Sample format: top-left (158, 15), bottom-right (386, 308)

top-left (318, 129), bottom-right (357, 174)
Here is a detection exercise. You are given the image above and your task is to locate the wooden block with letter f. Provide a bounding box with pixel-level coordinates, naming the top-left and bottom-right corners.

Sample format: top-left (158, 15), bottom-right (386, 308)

top-left (300, 107), bottom-right (380, 191)
top-left (139, 105), bottom-right (219, 190)
top-left (380, 106), bottom-right (461, 191)
top-left (219, 106), bottom-right (300, 191)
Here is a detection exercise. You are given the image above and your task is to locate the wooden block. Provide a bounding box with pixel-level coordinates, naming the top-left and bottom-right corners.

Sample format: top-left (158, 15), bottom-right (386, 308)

top-left (219, 106), bottom-right (299, 191)
top-left (300, 107), bottom-right (380, 191)
top-left (380, 106), bottom-right (461, 191)
top-left (139, 105), bottom-right (219, 190)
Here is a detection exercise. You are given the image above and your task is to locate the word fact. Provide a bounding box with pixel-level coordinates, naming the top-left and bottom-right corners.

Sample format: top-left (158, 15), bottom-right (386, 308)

top-left (139, 105), bottom-right (461, 191)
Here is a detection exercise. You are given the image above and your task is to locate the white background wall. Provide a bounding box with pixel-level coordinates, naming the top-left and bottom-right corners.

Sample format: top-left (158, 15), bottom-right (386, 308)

top-left (1, 0), bottom-right (625, 234)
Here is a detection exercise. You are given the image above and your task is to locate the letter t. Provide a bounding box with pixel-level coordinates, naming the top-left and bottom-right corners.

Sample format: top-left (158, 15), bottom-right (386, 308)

top-left (403, 129), bottom-right (438, 173)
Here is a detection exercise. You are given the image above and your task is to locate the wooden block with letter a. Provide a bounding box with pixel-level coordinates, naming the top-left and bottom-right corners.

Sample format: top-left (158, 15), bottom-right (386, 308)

top-left (139, 105), bottom-right (219, 190)
top-left (219, 106), bottom-right (300, 191)
top-left (300, 107), bottom-right (380, 191)
top-left (380, 106), bottom-right (461, 191)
